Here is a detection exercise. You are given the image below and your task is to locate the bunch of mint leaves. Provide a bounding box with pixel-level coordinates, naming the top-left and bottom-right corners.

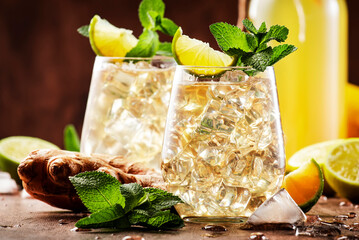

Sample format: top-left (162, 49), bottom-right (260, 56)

top-left (77, 0), bottom-right (178, 57)
top-left (69, 171), bottom-right (184, 230)
top-left (210, 19), bottom-right (297, 74)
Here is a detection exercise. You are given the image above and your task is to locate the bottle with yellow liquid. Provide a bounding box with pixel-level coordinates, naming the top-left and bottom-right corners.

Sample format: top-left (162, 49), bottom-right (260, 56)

top-left (244, 0), bottom-right (348, 158)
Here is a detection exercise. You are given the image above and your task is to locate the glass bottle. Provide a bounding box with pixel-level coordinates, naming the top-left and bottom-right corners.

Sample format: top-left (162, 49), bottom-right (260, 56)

top-left (243, 0), bottom-right (348, 158)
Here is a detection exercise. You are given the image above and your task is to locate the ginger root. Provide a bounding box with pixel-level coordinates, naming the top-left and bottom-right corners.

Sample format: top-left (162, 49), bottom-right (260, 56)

top-left (17, 149), bottom-right (164, 211)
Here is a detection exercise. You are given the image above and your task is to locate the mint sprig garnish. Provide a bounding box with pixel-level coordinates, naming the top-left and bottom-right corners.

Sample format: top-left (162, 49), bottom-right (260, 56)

top-left (156, 42), bottom-right (173, 56)
top-left (126, 29), bottom-right (160, 58)
top-left (69, 172), bottom-right (184, 230)
top-left (126, 0), bottom-right (178, 57)
top-left (77, 0), bottom-right (178, 57)
top-left (210, 19), bottom-right (297, 74)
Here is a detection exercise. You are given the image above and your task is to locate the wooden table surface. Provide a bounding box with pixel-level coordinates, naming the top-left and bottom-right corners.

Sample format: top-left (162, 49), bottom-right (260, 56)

top-left (1, 194), bottom-right (358, 240)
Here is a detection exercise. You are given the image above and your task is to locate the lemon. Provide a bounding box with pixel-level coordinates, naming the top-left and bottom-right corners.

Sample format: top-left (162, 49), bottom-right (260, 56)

top-left (0, 136), bottom-right (59, 184)
top-left (171, 27), bottom-right (235, 76)
top-left (89, 15), bottom-right (138, 57)
top-left (323, 138), bottom-right (359, 203)
top-left (282, 159), bottom-right (324, 213)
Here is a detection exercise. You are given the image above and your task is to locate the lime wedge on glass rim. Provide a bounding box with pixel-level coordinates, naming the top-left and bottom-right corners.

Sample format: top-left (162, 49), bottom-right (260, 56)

top-left (172, 27), bottom-right (235, 76)
top-left (0, 136), bottom-right (59, 184)
top-left (323, 138), bottom-right (359, 203)
top-left (89, 15), bottom-right (138, 57)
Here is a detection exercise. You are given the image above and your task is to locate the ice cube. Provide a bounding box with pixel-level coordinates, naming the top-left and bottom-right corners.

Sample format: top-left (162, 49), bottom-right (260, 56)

top-left (129, 123), bottom-right (162, 161)
top-left (102, 66), bottom-right (135, 98)
top-left (219, 69), bottom-right (248, 83)
top-left (198, 100), bottom-right (235, 134)
top-left (197, 147), bottom-right (223, 166)
top-left (217, 184), bottom-right (251, 211)
top-left (130, 72), bottom-right (160, 98)
top-left (247, 188), bottom-right (307, 225)
top-left (207, 85), bottom-right (234, 100)
top-left (105, 109), bottom-right (142, 144)
top-left (0, 172), bottom-right (18, 194)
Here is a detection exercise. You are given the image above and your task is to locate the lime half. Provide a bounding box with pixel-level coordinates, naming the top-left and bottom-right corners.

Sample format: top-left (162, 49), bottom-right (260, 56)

top-left (287, 139), bottom-right (346, 172)
top-left (323, 138), bottom-right (359, 203)
top-left (89, 15), bottom-right (138, 57)
top-left (0, 136), bottom-right (59, 184)
top-left (172, 27), bottom-right (235, 76)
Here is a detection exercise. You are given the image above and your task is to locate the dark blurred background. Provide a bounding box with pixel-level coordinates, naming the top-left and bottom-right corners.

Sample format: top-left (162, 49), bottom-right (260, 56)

top-left (0, 0), bottom-right (358, 147)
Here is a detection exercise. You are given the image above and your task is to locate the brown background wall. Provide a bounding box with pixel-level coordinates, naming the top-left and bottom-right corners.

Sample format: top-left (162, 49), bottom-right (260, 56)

top-left (0, 0), bottom-right (358, 147)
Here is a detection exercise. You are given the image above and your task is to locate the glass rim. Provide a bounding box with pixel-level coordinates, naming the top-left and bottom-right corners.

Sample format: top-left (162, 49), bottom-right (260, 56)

top-left (176, 65), bottom-right (274, 70)
top-left (95, 55), bottom-right (174, 61)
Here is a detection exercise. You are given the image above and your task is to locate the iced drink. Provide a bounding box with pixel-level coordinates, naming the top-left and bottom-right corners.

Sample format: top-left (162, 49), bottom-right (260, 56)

top-left (81, 56), bottom-right (176, 170)
top-left (161, 66), bottom-right (285, 220)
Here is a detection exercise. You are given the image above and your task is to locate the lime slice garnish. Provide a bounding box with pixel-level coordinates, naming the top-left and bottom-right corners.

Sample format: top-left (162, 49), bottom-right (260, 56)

top-left (282, 159), bottom-right (324, 213)
top-left (323, 138), bottom-right (359, 203)
top-left (0, 136), bottom-right (59, 184)
top-left (89, 15), bottom-right (138, 57)
top-left (172, 27), bottom-right (235, 76)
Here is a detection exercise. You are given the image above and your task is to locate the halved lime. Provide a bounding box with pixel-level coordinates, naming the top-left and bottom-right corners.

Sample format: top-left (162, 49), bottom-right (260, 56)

top-left (282, 159), bottom-right (324, 213)
top-left (323, 138), bottom-right (359, 203)
top-left (0, 136), bottom-right (59, 184)
top-left (287, 139), bottom-right (346, 172)
top-left (172, 27), bottom-right (235, 76)
top-left (89, 15), bottom-right (138, 57)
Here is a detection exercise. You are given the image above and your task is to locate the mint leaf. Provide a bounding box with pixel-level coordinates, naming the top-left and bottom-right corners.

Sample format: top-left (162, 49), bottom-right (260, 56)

top-left (210, 22), bottom-right (255, 53)
top-left (243, 19), bottom-right (258, 34)
top-left (144, 188), bottom-right (183, 211)
top-left (156, 42), bottom-right (172, 56)
top-left (259, 25), bottom-right (289, 46)
top-left (63, 124), bottom-right (80, 152)
top-left (126, 29), bottom-right (159, 57)
top-left (120, 183), bottom-right (145, 213)
top-left (139, 0), bottom-right (165, 29)
top-left (77, 25), bottom-right (89, 37)
top-left (129, 209), bottom-right (184, 229)
top-left (69, 172), bottom-right (125, 212)
top-left (146, 210), bottom-right (184, 229)
top-left (157, 18), bottom-right (178, 36)
top-left (258, 22), bottom-right (267, 34)
top-left (270, 44), bottom-right (297, 65)
top-left (128, 209), bottom-right (151, 225)
top-left (75, 204), bottom-right (129, 229)
top-left (242, 48), bottom-right (273, 72)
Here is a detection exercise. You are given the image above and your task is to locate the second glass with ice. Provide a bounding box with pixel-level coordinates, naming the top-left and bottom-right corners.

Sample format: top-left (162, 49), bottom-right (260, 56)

top-left (81, 56), bottom-right (176, 170)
